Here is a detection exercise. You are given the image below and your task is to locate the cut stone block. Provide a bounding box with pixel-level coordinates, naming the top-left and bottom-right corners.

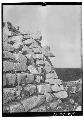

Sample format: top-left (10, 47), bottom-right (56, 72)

top-left (26, 74), bottom-right (34, 84)
top-left (17, 73), bottom-right (26, 85)
top-left (37, 84), bottom-right (52, 94)
top-left (9, 102), bottom-right (25, 113)
top-left (28, 65), bottom-right (38, 74)
top-left (54, 90), bottom-right (68, 99)
top-left (23, 39), bottom-right (34, 46)
top-left (3, 73), bottom-right (6, 87)
top-left (3, 43), bottom-right (14, 52)
top-left (14, 63), bottom-right (27, 71)
top-left (51, 84), bottom-right (64, 92)
top-left (32, 47), bottom-right (42, 54)
top-left (44, 61), bottom-right (52, 73)
top-left (21, 95), bottom-right (45, 111)
top-left (3, 88), bottom-right (17, 104)
top-left (13, 53), bottom-right (27, 63)
top-left (3, 61), bottom-right (14, 72)
top-left (3, 51), bottom-right (14, 60)
top-left (45, 93), bottom-right (54, 102)
top-left (6, 73), bottom-right (16, 86)
top-left (33, 54), bottom-right (44, 60)
top-left (32, 31), bottom-right (42, 42)
top-left (36, 60), bottom-right (44, 66)
top-left (24, 84), bottom-right (36, 95)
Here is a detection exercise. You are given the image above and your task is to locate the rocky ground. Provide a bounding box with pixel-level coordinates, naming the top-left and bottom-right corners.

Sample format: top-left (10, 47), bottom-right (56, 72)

top-left (3, 22), bottom-right (82, 113)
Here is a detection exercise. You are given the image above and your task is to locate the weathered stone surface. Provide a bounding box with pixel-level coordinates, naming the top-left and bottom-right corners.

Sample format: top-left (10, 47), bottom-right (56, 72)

top-left (3, 61), bottom-right (14, 72)
top-left (26, 74), bottom-right (34, 84)
top-left (36, 60), bottom-right (44, 65)
top-left (28, 65), bottom-right (38, 74)
top-left (49, 99), bottom-right (62, 110)
top-left (54, 90), bottom-right (68, 99)
top-left (14, 63), bottom-right (27, 71)
top-left (3, 43), bottom-right (14, 52)
top-left (33, 47), bottom-right (42, 54)
top-left (35, 75), bottom-right (41, 83)
top-left (17, 73), bottom-right (34, 85)
top-left (6, 73), bottom-right (16, 86)
top-left (17, 73), bottom-right (26, 85)
top-left (45, 93), bottom-right (54, 102)
top-left (24, 84), bottom-right (36, 95)
top-left (3, 73), bottom-right (6, 87)
top-left (13, 53), bottom-right (27, 63)
top-left (3, 51), bottom-right (14, 60)
top-left (21, 95), bottom-right (45, 111)
top-left (33, 54), bottom-right (44, 60)
top-left (44, 61), bottom-right (52, 73)
top-left (30, 105), bottom-right (46, 112)
top-left (51, 84), bottom-right (64, 92)
top-left (32, 31), bottom-right (42, 42)
top-left (9, 102), bottom-right (25, 112)
top-left (3, 88), bottom-right (17, 104)
top-left (37, 84), bottom-right (52, 94)
top-left (23, 39), bottom-right (35, 46)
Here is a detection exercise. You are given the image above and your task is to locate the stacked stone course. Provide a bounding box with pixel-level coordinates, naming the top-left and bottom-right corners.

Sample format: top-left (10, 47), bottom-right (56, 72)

top-left (3, 22), bottom-right (68, 112)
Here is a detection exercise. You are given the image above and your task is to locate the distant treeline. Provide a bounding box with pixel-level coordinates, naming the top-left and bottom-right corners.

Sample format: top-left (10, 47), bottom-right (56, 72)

top-left (55, 68), bottom-right (82, 82)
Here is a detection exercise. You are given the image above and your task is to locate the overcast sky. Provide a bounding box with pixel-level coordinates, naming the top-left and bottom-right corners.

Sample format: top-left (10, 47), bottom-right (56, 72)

top-left (3, 5), bottom-right (81, 68)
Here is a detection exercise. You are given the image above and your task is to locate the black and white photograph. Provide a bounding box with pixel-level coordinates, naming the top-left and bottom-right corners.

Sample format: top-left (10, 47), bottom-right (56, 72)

top-left (2, 2), bottom-right (82, 116)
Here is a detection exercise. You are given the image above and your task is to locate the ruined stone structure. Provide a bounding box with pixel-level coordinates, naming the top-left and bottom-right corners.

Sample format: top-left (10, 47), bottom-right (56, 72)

top-left (3, 22), bottom-right (68, 112)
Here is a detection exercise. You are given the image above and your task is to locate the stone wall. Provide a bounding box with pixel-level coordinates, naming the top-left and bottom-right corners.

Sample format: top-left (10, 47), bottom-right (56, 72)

top-left (3, 22), bottom-right (68, 113)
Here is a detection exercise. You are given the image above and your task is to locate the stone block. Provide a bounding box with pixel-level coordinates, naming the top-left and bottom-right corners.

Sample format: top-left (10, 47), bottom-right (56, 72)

top-left (3, 88), bottom-right (17, 104)
top-left (30, 106), bottom-right (46, 112)
top-left (3, 51), bottom-right (14, 60)
top-left (26, 74), bottom-right (34, 84)
top-left (13, 53), bottom-right (27, 63)
top-left (36, 60), bottom-right (44, 66)
top-left (3, 61), bottom-right (14, 72)
top-left (28, 65), bottom-right (38, 74)
top-left (3, 43), bottom-right (14, 52)
top-left (51, 84), bottom-right (64, 92)
top-left (6, 73), bottom-right (16, 86)
top-left (45, 93), bottom-right (54, 102)
top-left (37, 84), bottom-right (52, 94)
top-left (9, 102), bottom-right (25, 113)
top-left (24, 84), bottom-right (36, 95)
top-left (21, 95), bottom-right (45, 111)
top-left (14, 63), bottom-right (27, 71)
top-left (3, 73), bottom-right (6, 87)
top-left (54, 90), bottom-right (68, 99)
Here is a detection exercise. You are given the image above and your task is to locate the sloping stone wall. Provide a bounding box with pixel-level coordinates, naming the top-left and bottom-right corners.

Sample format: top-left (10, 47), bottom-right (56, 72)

top-left (3, 22), bottom-right (68, 113)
